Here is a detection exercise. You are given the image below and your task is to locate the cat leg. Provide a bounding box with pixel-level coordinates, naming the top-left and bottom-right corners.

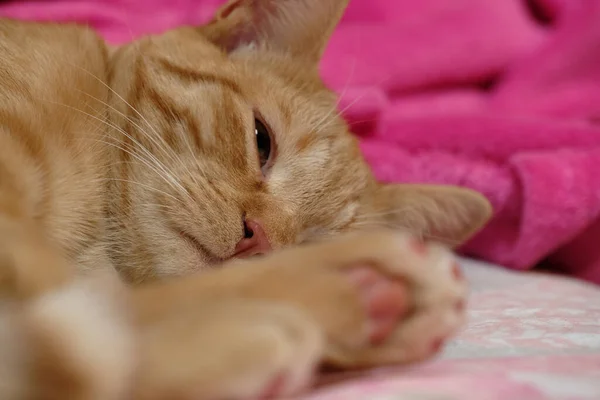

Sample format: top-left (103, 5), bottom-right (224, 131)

top-left (0, 272), bottom-right (136, 400)
top-left (132, 230), bottom-right (467, 370)
top-left (132, 300), bottom-right (323, 400)
top-left (2, 282), bottom-right (322, 400)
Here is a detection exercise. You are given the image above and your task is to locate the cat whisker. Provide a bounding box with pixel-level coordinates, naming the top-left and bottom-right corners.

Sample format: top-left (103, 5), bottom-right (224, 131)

top-left (311, 57), bottom-right (356, 133)
top-left (78, 82), bottom-right (208, 196)
top-left (92, 140), bottom-right (187, 204)
top-left (350, 219), bottom-right (463, 247)
top-left (350, 207), bottom-right (417, 222)
top-left (137, 203), bottom-right (176, 210)
top-left (75, 89), bottom-right (180, 167)
top-left (75, 96), bottom-right (195, 203)
top-left (66, 36), bottom-right (177, 172)
top-left (317, 91), bottom-right (370, 133)
top-left (64, 61), bottom-right (165, 144)
top-left (113, 42), bottom-right (185, 175)
top-left (314, 72), bottom-right (396, 134)
top-left (349, 118), bottom-right (379, 126)
top-left (350, 206), bottom-right (466, 246)
top-left (91, 137), bottom-right (183, 192)
top-left (63, 61), bottom-right (192, 201)
top-left (41, 98), bottom-right (192, 202)
top-left (181, 138), bottom-right (206, 189)
top-left (95, 177), bottom-right (184, 205)
top-left (89, 176), bottom-right (185, 208)
top-left (86, 135), bottom-right (208, 208)
top-left (72, 99), bottom-right (167, 170)
top-left (117, 202), bottom-right (178, 214)
top-left (158, 100), bottom-right (208, 187)
top-left (59, 100), bottom-right (186, 200)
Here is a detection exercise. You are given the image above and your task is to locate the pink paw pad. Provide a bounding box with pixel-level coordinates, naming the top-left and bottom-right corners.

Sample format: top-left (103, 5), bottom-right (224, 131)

top-left (257, 373), bottom-right (287, 400)
top-left (408, 237), bottom-right (428, 255)
top-left (346, 267), bottom-right (410, 345)
top-left (451, 262), bottom-right (464, 281)
top-left (429, 337), bottom-right (446, 354)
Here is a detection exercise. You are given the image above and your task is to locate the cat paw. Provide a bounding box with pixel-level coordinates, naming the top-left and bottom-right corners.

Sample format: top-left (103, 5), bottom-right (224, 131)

top-left (299, 231), bottom-right (468, 368)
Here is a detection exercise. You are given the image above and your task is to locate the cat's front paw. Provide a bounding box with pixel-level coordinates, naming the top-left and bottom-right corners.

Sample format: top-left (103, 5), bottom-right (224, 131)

top-left (330, 232), bottom-right (468, 367)
top-left (263, 231), bottom-right (468, 368)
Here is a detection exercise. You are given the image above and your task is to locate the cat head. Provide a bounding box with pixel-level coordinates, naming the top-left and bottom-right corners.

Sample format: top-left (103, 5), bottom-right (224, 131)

top-left (106, 0), bottom-right (492, 282)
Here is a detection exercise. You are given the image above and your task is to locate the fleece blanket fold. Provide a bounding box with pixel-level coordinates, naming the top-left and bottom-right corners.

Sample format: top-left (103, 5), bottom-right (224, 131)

top-left (3, 0), bottom-right (600, 284)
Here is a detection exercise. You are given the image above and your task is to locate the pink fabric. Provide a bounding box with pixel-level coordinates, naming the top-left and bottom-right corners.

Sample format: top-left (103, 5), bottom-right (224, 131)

top-left (2, 0), bottom-right (600, 283)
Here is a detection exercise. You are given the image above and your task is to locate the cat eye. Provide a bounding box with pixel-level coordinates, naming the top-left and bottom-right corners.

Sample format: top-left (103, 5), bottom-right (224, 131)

top-left (254, 118), bottom-right (272, 172)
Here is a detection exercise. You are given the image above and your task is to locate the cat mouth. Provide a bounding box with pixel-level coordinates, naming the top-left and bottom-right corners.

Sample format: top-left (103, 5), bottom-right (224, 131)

top-left (173, 226), bottom-right (225, 265)
top-left (171, 225), bottom-right (268, 266)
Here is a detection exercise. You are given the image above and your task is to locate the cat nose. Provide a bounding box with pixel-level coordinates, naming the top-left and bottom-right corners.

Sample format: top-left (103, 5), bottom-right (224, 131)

top-left (233, 218), bottom-right (272, 258)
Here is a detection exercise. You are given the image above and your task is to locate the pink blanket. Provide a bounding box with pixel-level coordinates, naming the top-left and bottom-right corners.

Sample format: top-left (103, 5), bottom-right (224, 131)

top-left (3, 0), bottom-right (600, 284)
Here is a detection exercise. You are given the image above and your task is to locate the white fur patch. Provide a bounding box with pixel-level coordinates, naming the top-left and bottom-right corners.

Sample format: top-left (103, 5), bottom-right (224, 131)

top-left (27, 279), bottom-right (136, 399)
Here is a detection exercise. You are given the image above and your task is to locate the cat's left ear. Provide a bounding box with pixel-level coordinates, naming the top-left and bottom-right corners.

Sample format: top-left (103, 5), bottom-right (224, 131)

top-left (200, 0), bottom-right (349, 64)
top-left (359, 184), bottom-right (493, 248)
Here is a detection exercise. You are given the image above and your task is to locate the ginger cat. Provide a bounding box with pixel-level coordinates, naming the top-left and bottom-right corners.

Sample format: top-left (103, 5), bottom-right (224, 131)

top-left (0, 0), bottom-right (492, 399)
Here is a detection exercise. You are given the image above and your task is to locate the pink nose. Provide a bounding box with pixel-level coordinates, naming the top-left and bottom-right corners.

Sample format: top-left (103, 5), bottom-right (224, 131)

top-left (233, 219), bottom-right (272, 258)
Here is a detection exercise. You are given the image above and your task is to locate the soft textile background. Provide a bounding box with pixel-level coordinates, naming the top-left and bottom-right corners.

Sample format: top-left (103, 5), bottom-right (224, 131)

top-left (3, 0), bottom-right (600, 284)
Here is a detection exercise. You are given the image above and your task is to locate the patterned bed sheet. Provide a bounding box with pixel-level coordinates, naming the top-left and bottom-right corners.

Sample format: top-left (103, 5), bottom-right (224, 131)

top-left (302, 258), bottom-right (600, 400)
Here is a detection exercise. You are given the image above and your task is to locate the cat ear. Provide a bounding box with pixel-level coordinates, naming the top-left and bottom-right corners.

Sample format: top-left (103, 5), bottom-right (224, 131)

top-left (360, 184), bottom-right (493, 248)
top-left (200, 0), bottom-right (349, 63)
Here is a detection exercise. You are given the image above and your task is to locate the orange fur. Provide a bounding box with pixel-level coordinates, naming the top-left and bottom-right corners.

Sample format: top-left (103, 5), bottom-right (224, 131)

top-left (0, 0), bottom-right (492, 398)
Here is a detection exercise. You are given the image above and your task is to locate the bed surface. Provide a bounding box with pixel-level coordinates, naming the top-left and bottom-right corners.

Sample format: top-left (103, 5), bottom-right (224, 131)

top-left (304, 259), bottom-right (600, 400)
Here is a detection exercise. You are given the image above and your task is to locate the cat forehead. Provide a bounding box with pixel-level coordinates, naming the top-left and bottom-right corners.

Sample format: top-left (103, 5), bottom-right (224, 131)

top-left (136, 31), bottom-right (334, 99)
top-left (134, 42), bottom-right (346, 137)
top-left (126, 32), bottom-right (358, 172)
